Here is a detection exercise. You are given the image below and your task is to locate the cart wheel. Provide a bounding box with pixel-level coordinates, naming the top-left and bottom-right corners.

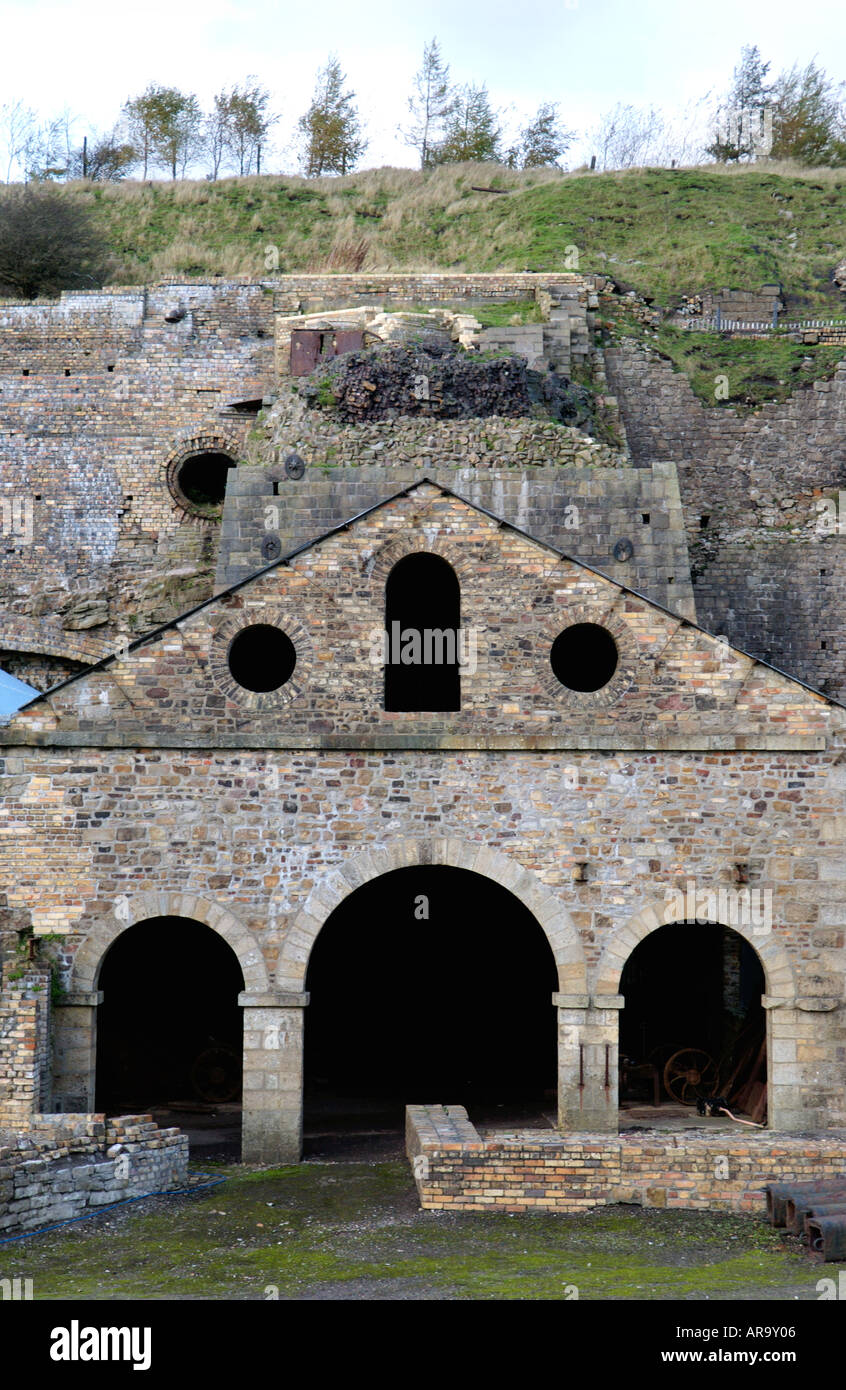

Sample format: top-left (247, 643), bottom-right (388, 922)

top-left (663, 1048), bottom-right (719, 1106)
top-left (191, 1045), bottom-right (240, 1103)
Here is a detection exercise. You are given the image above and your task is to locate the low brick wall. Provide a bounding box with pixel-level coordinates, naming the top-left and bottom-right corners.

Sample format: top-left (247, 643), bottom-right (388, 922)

top-left (406, 1105), bottom-right (846, 1215)
top-left (0, 1113), bottom-right (189, 1236)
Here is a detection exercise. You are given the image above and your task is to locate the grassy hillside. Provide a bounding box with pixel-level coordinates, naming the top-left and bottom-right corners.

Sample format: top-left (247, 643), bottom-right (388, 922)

top-left (62, 160), bottom-right (846, 311)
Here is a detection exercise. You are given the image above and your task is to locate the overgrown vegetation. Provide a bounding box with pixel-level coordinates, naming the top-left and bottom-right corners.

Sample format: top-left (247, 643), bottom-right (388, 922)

top-left (16, 162), bottom-right (840, 313)
top-left (605, 298), bottom-right (845, 407)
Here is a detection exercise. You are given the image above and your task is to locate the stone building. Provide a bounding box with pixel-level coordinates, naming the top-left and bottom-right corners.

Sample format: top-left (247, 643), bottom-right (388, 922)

top-left (0, 273), bottom-right (844, 1216)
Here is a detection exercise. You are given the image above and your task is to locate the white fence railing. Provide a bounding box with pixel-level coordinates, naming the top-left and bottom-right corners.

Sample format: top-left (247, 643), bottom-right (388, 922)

top-left (674, 316), bottom-right (846, 334)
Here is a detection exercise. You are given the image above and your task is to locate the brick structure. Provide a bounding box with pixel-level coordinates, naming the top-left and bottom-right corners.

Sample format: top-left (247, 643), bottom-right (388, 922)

top-left (407, 1105), bottom-right (846, 1214)
top-left (0, 273), bottom-right (845, 1213)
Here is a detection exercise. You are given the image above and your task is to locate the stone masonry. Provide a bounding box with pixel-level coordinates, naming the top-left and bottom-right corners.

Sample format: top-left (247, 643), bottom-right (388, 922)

top-left (1, 272), bottom-right (846, 1211)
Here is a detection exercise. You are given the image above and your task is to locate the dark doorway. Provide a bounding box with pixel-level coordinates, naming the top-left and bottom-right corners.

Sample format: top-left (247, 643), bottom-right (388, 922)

top-left (384, 553), bottom-right (461, 712)
top-left (95, 917), bottom-right (244, 1154)
top-left (619, 922), bottom-right (766, 1117)
top-left (303, 866), bottom-right (558, 1156)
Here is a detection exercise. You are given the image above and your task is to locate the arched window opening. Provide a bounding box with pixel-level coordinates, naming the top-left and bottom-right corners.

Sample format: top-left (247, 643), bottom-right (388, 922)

top-left (384, 553), bottom-right (461, 712)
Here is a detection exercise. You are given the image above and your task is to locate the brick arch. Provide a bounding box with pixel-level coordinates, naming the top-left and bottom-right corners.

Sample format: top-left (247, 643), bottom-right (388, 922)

top-left (366, 531), bottom-right (479, 590)
top-left (0, 616), bottom-right (111, 665)
top-left (277, 838), bottom-right (587, 993)
top-left (592, 892), bottom-right (796, 999)
top-left (70, 890), bottom-right (269, 993)
top-left (163, 428), bottom-right (244, 519)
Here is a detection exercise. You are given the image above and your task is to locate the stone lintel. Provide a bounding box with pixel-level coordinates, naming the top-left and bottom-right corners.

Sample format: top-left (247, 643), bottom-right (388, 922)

top-left (238, 991), bottom-right (310, 1008)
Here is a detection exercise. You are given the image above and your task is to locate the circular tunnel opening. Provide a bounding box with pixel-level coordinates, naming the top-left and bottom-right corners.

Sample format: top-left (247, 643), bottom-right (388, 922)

top-left (619, 921), bottom-right (766, 1121)
top-left (304, 865), bottom-right (559, 1157)
top-left (95, 917), bottom-right (245, 1157)
top-left (174, 451), bottom-right (236, 512)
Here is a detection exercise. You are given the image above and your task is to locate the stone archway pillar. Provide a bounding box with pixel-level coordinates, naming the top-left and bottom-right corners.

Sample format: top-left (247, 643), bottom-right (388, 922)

top-left (555, 992), bottom-right (622, 1133)
top-left (239, 992), bottom-right (308, 1163)
top-left (764, 993), bottom-right (842, 1132)
top-left (52, 992), bottom-right (102, 1114)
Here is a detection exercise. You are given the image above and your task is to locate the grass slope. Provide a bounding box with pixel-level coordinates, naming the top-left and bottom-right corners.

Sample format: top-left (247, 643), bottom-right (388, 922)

top-left (51, 161), bottom-right (846, 312)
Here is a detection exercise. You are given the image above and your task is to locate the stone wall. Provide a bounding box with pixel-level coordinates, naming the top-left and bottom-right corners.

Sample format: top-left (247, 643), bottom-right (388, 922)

top-left (0, 1113), bottom-right (189, 1236)
top-left (604, 338), bottom-right (846, 700)
top-left (0, 273), bottom-right (597, 687)
top-left (406, 1104), bottom-right (846, 1214)
top-left (218, 453), bottom-right (692, 616)
top-left (269, 272), bottom-right (590, 311)
top-left (15, 486), bottom-right (835, 743)
top-left (0, 741), bottom-right (842, 1147)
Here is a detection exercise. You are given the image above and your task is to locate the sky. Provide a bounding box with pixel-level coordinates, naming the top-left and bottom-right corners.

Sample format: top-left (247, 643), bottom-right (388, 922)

top-left (1, 0), bottom-right (844, 174)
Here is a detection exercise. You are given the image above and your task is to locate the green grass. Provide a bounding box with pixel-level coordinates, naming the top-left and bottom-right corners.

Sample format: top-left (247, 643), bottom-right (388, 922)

top-left (0, 1161), bottom-right (837, 1301)
top-left (605, 301), bottom-right (846, 407)
top-left (27, 161), bottom-right (845, 314)
top-left (471, 299), bottom-right (546, 327)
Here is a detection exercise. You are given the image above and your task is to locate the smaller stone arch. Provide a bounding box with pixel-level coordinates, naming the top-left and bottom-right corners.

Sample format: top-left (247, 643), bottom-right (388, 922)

top-left (70, 890), bottom-right (269, 994)
top-left (277, 837), bottom-right (587, 994)
top-left (593, 891), bottom-right (796, 1000)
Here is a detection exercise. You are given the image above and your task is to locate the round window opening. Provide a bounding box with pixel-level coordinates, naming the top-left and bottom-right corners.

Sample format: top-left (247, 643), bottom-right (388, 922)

top-left (175, 452), bottom-right (235, 511)
top-left (550, 622), bottom-right (619, 692)
top-left (227, 624), bottom-right (297, 693)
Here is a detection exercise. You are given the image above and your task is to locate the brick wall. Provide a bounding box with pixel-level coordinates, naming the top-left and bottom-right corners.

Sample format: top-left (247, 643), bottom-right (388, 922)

top-left (0, 967), bottom-right (51, 1126)
top-left (407, 1105), bottom-right (846, 1214)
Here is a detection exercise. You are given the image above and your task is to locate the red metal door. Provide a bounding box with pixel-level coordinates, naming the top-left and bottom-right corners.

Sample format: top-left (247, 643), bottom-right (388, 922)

top-left (290, 329), bottom-right (322, 376)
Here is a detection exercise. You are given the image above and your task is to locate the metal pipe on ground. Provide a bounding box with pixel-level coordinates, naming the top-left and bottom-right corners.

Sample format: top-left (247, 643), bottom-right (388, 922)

top-left (802, 1202), bottom-right (846, 1236)
top-left (807, 1216), bottom-right (846, 1263)
top-left (765, 1178), bottom-right (846, 1227)
top-left (786, 1189), bottom-right (846, 1234)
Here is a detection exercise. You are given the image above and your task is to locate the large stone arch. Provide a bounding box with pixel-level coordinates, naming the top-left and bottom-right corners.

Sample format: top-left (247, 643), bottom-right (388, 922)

top-left (592, 891), bottom-right (796, 1000)
top-left (277, 837), bottom-right (586, 994)
top-left (69, 889), bottom-right (269, 994)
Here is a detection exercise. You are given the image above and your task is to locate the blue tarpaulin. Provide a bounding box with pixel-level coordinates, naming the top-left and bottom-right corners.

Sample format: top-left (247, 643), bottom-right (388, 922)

top-left (0, 666), bottom-right (39, 717)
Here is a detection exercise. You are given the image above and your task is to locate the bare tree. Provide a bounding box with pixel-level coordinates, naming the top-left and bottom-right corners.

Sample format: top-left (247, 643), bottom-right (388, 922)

top-left (592, 103), bottom-right (666, 170)
top-left (402, 38), bottom-right (457, 168)
top-left (0, 101), bottom-right (37, 181)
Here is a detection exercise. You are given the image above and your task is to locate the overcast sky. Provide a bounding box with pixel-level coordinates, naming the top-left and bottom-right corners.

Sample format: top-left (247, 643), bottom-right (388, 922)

top-left (2, 0), bottom-right (844, 174)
